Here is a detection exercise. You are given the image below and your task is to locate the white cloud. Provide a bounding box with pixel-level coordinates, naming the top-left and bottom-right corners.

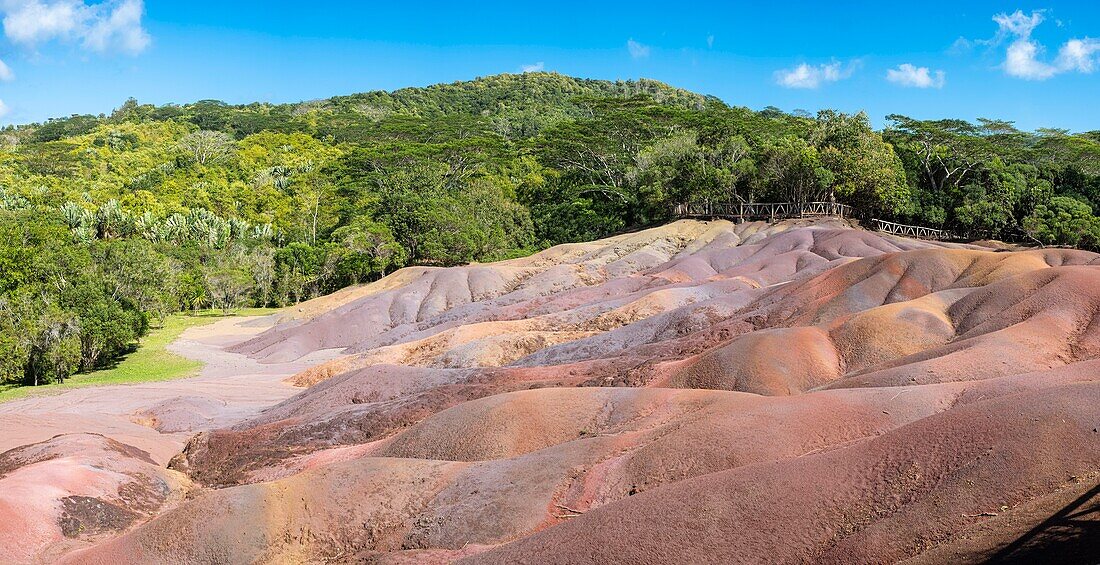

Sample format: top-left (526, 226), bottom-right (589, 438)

top-left (0, 99), bottom-right (9, 118)
top-left (81, 0), bottom-right (148, 54)
top-left (0, 58), bottom-right (12, 81)
top-left (0, 0), bottom-right (78, 44)
top-left (0, 0), bottom-right (149, 54)
top-left (993, 9), bottom-right (1044, 38)
top-left (774, 60), bottom-right (858, 89)
top-left (1005, 38), bottom-right (1057, 79)
top-left (948, 36), bottom-right (972, 55)
top-left (706, 34), bottom-right (714, 48)
top-left (886, 63), bottom-right (945, 88)
top-left (520, 61), bottom-right (544, 73)
top-left (626, 38), bottom-right (650, 59)
top-left (1056, 38), bottom-right (1100, 73)
top-left (990, 9), bottom-right (1099, 80)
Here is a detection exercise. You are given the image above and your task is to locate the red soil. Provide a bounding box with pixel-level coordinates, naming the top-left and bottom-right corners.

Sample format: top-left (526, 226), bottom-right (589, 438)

top-left (7, 219), bottom-right (1100, 564)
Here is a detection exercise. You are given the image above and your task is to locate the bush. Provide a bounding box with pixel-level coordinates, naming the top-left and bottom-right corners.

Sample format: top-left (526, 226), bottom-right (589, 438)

top-left (1023, 196), bottom-right (1100, 249)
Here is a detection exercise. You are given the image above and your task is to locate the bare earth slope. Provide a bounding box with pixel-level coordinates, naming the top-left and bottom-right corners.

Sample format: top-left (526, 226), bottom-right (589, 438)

top-left (0, 317), bottom-right (342, 562)
top-left (6, 219), bottom-right (1100, 564)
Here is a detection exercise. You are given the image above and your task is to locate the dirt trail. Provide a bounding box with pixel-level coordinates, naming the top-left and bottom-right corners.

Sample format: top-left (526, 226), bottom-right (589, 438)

top-left (0, 315), bottom-right (337, 464)
top-left (0, 315), bottom-right (349, 562)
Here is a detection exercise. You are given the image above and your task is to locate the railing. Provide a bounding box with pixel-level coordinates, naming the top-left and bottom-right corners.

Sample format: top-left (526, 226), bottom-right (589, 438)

top-left (673, 201), bottom-right (853, 221)
top-left (672, 201), bottom-right (960, 241)
top-left (869, 218), bottom-right (958, 241)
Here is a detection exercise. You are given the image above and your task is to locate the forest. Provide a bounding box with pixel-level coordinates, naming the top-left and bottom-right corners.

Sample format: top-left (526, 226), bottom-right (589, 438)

top-left (2, 71), bottom-right (1100, 387)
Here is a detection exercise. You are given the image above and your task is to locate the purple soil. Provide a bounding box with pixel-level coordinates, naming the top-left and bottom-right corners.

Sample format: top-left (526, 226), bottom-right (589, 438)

top-left (7, 219), bottom-right (1100, 564)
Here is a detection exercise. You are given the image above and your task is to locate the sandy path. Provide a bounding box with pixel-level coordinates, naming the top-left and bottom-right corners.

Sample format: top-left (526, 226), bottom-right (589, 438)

top-left (0, 315), bottom-right (341, 464)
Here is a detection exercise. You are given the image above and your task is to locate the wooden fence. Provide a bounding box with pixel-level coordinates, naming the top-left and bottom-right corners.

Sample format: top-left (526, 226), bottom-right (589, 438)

top-left (868, 218), bottom-right (959, 241)
top-left (673, 201), bottom-right (853, 221)
top-left (672, 201), bottom-right (960, 241)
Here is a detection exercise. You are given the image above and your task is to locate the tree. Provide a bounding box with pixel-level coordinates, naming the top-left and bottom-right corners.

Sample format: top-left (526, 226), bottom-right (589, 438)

top-left (94, 200), bottom-right (132, 240)
top-left (955, 161), bottom-right (1051, 238)
top-left (205, 262), bottom-right (253, 314)
top-left (246, 246), bottom-right (277, 307)
top-left (626, 131), bottom-right (754, 219)
top-left (294, 161), bottom-right (336, 245)
top-left (94, 239), bottom-right (175, 324)
top-left (273, 243), bottom-right (327, 304)
top-left (759, 135), bottom-right (834, 203)
top-left (535, 98), bottom-right (691, 226)
top-left (464, 176), bottom-right (535, 259)
top-left (814, 111), bottom-right (911, 216)
top-left (1023, 196), bottom-right (1100, 249)
top-left (64, 282), bottom-right (146, 371)
top-left (25, 309), bottom-right (81, 386)
top-left (179, 130), bottom-right (234, 166)
top-left (628, 132), bottom-right (705, 221)
top-left (707, 134), bottom-right (755, 202)
top-left (885, 115), bottom-right (993, 195)
top-left (331, 217), bottom-right (406, 282)
top-left (0, 297), bottom-right (32, 383)
top-left (170, 262), bottom-right (209, 311)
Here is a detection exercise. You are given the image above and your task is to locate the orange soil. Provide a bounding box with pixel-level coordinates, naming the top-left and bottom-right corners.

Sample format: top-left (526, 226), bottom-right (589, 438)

top-left (5, 219), bottom-right (1099, 564)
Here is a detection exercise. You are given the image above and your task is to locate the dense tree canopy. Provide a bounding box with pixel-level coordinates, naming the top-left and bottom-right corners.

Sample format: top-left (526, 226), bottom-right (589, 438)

top-left (2, 71), bottom-right (1100, 388)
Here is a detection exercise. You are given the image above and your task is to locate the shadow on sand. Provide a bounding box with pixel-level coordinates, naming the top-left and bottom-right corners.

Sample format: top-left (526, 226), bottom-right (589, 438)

top-left (986, 483), bottom-right (1100, 564)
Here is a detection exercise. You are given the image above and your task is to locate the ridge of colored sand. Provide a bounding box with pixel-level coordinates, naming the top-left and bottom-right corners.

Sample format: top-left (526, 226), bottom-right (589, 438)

top-left (5, 219), bottom-right (1099, 564)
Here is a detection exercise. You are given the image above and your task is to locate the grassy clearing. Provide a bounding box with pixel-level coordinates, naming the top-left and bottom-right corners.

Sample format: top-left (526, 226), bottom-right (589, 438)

top-left (0, 308), bottom-right (278, 403)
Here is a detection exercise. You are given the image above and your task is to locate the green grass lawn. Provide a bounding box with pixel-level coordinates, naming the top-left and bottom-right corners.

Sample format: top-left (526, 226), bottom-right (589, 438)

top-left (0, 308), bottom-right (278, 403)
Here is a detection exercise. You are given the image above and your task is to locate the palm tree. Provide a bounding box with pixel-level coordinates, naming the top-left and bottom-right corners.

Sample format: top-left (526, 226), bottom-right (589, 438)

top-left (60, 202), bottom-right (89, 230)
top-left (228, 217), bottom-right (251, 242)
top-left (95, 200), bottom-right (131, 239)
top-left (135, 211), bottom-right (160, 241)
top-left (164, 213), bottom-right (188, 243)
top-left (251, 223), bottom-right (274, 241)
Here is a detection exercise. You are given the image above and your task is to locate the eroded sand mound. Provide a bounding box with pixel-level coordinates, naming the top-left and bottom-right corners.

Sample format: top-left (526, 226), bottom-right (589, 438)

top-left (13, 219), bottom-right (1100, 564)
top-left (0, 434), bottom-right (190, 563)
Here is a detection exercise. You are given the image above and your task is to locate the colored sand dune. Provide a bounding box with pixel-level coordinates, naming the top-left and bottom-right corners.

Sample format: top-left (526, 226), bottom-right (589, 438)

top-left (2, 219), bottom-right (1098, 564)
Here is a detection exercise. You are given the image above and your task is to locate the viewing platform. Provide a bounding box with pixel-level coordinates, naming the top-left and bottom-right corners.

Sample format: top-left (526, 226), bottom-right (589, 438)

top-left (673, 201), bottom-right (961, 241)
top-left (673, 201), bottom-right (853, 222)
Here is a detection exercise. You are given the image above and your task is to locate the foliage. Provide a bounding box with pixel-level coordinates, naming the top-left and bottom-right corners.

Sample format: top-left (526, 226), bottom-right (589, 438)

top-left (813, 111), bottom-right (910, 216)
top-left (1023, 196), bottom-right (1100, 248)
top-left (3, 71), bottom-right (1100, 391)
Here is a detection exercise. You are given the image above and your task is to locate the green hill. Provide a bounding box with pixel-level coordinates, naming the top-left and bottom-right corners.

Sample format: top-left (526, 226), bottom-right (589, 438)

top-left (2, 71), bottom-right (1100, 389)
top-left (17, 72), bottom-right (713, 145)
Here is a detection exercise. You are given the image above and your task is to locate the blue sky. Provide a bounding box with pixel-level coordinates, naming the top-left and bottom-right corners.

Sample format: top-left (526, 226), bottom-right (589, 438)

top-left (1, 1), bottom-right (1099, 130)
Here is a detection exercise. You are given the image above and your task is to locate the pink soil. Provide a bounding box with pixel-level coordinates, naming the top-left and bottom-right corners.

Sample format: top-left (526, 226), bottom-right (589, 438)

top-left (7, 219), bottom-right (1100, 564)
top-left (0, 316), bottom-right (341, 562)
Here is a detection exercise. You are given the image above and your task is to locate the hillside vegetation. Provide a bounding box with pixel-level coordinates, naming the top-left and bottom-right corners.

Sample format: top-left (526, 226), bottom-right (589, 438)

top-left (2, 71), bottom-right (1100, 387)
